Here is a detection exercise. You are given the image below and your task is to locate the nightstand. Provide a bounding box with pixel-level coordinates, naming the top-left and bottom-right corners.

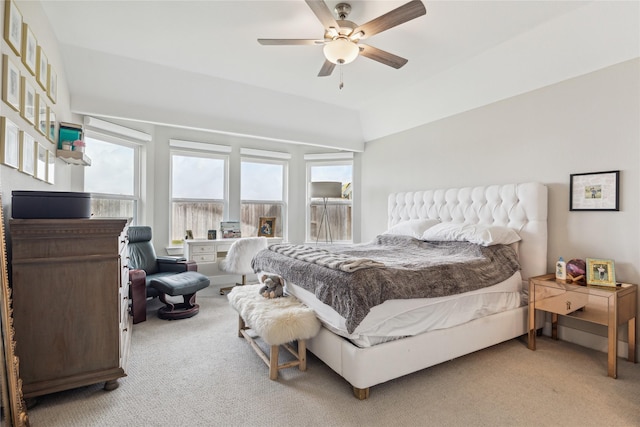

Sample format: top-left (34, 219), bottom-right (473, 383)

top-left (528, 274), bottom-right (637, 378)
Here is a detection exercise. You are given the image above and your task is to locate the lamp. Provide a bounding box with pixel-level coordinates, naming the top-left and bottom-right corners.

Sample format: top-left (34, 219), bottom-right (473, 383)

top-left (310, 181), bottom-right (343, 244)
top-left (323, 37), bottom-right (359, 65)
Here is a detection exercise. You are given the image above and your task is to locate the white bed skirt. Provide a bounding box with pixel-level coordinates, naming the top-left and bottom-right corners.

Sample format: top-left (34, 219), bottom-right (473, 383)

top-left (307, 305), bottom-right (544, 391)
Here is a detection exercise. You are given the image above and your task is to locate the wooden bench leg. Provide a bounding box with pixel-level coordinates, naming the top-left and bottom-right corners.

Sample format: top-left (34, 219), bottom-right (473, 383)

top-left (298, 339), bottom-right (307, 371)
top-left (269, 345), bottom-right (279, 380)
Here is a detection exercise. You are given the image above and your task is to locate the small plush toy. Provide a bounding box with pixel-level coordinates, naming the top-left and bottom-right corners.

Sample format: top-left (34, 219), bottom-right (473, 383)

top-left (258, 274), bottom-right (284, 299)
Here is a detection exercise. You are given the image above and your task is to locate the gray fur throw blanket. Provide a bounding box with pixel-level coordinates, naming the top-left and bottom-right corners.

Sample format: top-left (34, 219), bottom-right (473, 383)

top-left (251, 235), bottom-right (520, 333)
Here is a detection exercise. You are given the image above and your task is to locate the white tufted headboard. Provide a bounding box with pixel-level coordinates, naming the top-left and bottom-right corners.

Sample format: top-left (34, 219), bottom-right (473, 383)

top-left (388, 182), bottom-right (548, 283)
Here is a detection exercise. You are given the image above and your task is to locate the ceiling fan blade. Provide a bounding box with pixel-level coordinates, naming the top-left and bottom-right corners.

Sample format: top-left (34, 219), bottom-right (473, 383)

top-left (318, 60), bottom-right (336, 77)
top-left (258, 39), bottom-right (324, 46)
top-left (359, 44), bottom-right (408, 69)
top-left (305, 0), bottom-right (339, 30)
top-left (351, 0), bottom-right (426, 40)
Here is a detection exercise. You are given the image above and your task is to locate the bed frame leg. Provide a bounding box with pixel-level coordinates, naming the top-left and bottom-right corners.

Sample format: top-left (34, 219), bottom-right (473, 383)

top-left (352, 387), bottom-right (370, 400)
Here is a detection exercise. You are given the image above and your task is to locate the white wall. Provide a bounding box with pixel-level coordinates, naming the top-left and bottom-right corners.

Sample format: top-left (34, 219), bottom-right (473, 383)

top-left (0, 1), bottom-right (77, 225)
top-left (360, 58), bottom-right (640, 355)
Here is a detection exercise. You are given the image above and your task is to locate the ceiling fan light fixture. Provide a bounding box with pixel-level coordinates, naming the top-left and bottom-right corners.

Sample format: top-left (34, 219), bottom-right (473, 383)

top-left (323, 38), bottom-right (359, 65)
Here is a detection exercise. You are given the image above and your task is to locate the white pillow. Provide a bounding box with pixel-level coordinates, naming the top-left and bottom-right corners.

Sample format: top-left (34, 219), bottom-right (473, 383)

top-left (421, 223), bottom-right (521, 246)
top-left (383, 219), bottom-right (440, 239)
top-left (463, 224), bottom-right (521, 246)
top-left (420, 223), bottom-right (468, 242)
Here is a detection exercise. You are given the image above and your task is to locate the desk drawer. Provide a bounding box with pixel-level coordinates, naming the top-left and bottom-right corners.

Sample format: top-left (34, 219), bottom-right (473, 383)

top-left (191, 244), bottom-right (215, 254)
top-left (192, 254), bottom-right (215, 263)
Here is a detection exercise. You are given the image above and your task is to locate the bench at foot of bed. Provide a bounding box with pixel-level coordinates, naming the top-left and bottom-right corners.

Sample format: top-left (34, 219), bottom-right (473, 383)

top-left (228, 284), bottom-right (321, 380)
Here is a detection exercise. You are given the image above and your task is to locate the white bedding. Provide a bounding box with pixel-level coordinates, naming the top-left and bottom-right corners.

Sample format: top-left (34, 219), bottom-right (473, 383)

top-left (285, 271), bottom-right (523, 347)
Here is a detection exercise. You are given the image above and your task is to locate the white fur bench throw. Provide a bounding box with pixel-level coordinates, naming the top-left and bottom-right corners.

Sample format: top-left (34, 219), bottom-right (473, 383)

top-left (228, 284), bottom-right (321, 346)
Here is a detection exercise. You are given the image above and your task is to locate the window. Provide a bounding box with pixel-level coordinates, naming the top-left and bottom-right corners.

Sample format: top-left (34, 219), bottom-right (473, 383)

top-left (306, 156), bottom-right (353, 243)
top-left (84, 134), bottom-right (139, 221)
top-left (241, 158), bottom-right (286, 238)
top-left (170, 150), bottom-right (227, 244)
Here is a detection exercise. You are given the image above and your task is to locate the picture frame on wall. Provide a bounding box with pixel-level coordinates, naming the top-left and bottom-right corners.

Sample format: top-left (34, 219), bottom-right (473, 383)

top-left (19, 132), bottom-right (35, 176)
top-left (20, 76), bottom-right (36, 124)
top-left (258, 217), bottom-right (276, 238)
top-left (47, 64), bottom-right (57, 103)
top-left (48, 109), bottom-right (56, 143)
top-left (586, 258), bottom-right (616, 287)
top-left (2, 55), bottom-right (21, 112)
top-left (569, 170), bottom-right (620, 211)
top-left (21, 23), bottom-right (37, 75)
top-left (3, 0), bottom-right (23, 56)
top-left (36, 46), bottom-right (48, 91)
top-left (0, 117), bottom-right (20, 169)
top-left (46, 150), bottom-right (55, 184)
top-left (35, 143), bottom-right (47, 181)
top-left (35, 94), bottom-right (46, 135)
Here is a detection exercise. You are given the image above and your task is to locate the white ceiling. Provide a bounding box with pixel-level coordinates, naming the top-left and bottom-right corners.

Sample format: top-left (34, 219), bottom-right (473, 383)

top-left (40, 1), bottom-right (640, 150)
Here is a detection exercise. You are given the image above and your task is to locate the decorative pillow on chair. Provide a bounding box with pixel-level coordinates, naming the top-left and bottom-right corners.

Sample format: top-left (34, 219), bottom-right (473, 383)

top-left (383, 219), bottom-right (440, 239)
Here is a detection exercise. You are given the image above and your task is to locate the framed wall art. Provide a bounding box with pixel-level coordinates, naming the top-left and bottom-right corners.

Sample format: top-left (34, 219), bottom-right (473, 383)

top-left (569, 170), bottom-right (619, 211)
top-left (0, 117), bottom-right (20, 169)
top-left (258, 217), bottom-right (276, 237)
top-left (20, 76), bottom-right (36, 124)
top-left (36, 46), bottom-right (48, 91)
top-left (3, 0), bottom-right (23, 56)
top-left (48, 109), bottom-right (56, 143)
top-left (21, 23), bottom-right (37, 75)
top-left (2, 55), bottom-right (20, 111)
top-left (35, 143), bottom-right (47, 181)
top-left (36, 97), bottom-right (48, 135)
top-left (47, 64), bottom-right (57, 103)
top-left (586, 258), bottom-right (616, 287)
top-left (19, 132), bottom-right (35, 176)
top-left (46, 150), bottom-right (55, 184)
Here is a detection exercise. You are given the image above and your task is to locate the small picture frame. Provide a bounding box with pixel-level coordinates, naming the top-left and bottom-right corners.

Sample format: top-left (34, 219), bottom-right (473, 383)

top-left (4, 0), bottom-right (23, 56)
top-left (36, 45), bottom-right (48, 91)
top-left (20, 76), bottom-right (36, 124)
top-left (48, 108), bottom-right (57, 143)
top-left (19, 131), bottom-right (35, 176)
top-left (207, 230), bottom-right (217, 240)
top-left (46, 150), bottom-right (55, 184)
top-left (2, 54), bottom-right (20, 111)
top-left (36, 95), bottom-right (47, 135)
top-left (35, 143), bottom-right (47, 181)
top-left (21, 23), bottom-right (37, 75)
top-left (586, 258), bottom-right (616, 287)
top-left (47, 64), bottom-right (57, 103)
top-left (258, 217), bottom-right (276, 238)
top-left (0, 117), bottom-right (20, 169)
top-left (570, 170), bottom-right (620, 211)
top-left (185, 230), bottom-right (194, 240)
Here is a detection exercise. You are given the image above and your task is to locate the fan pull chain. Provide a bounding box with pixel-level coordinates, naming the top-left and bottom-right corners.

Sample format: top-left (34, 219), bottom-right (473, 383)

top-left (339, 61), bottom-right (344, 90)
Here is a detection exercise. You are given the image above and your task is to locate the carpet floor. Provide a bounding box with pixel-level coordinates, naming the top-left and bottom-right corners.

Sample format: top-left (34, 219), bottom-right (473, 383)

top-left (26, 286), bottom-right (640, 426)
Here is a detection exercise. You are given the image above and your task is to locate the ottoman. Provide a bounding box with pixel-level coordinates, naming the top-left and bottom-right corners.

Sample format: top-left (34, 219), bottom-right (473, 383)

top-left (149, 271), bottom-right (210, 320)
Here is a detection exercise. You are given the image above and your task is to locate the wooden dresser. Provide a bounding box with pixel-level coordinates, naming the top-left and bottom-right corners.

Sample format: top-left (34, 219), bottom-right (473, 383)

top-left (9, 218), bottom-right (131, 399)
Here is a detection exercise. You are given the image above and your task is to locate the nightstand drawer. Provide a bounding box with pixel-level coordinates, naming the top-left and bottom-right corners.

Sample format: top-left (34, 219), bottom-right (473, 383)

top-left (533, 289), bottom-right (588, 315)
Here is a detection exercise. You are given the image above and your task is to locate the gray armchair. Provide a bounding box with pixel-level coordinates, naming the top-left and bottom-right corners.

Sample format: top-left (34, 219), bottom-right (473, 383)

top-left (127, 226), bottom-right (198, 323)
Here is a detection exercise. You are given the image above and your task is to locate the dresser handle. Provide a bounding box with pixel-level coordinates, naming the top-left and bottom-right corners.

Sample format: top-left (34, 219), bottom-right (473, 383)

top-left (566, 301), bottom-right (571, 311)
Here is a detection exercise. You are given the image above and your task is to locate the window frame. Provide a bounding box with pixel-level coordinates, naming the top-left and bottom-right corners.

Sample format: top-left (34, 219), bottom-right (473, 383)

top-left (240, 156), bottom-right (288, 239)
top-left (83, 130), bottom-right (142, 223)
top-left (305, 158), bottom-right (353, 244)
top-left (169, 148), bottom-right (229, 244)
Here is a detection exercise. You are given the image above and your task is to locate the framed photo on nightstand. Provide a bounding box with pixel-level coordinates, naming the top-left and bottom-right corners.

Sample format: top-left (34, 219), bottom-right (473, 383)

top-left (586, 258), bottom-right (616, 287)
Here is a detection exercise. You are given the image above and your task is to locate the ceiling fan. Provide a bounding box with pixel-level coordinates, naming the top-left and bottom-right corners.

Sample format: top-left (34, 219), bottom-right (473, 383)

top-left (258, 0), bottom-right (427, 78)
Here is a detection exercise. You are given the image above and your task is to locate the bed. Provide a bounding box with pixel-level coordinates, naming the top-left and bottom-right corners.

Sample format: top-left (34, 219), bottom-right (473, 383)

top-left (253, 182), bottom-right (548, 399)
